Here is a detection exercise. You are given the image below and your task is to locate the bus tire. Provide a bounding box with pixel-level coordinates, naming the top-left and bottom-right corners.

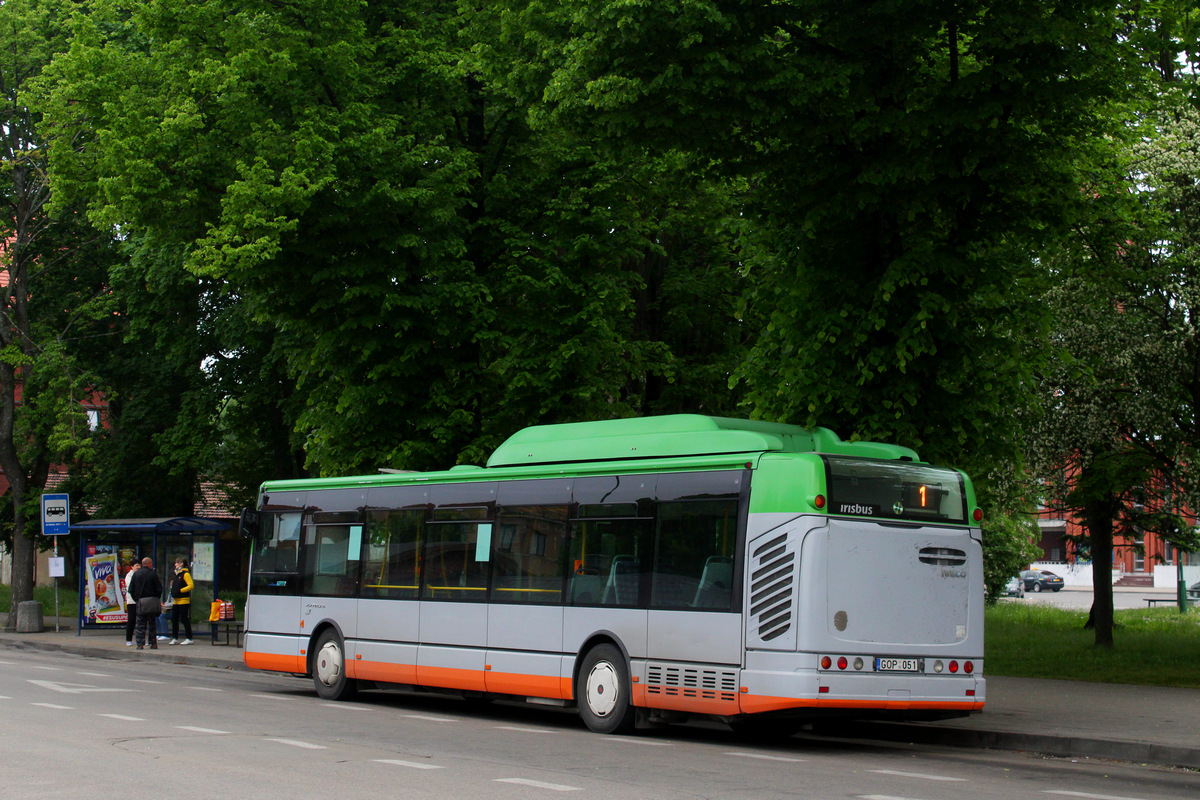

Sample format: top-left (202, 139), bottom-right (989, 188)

top-left (313, 629), bottom-right (357, 701)
top-left (578, 643), bottom-right (634, 734)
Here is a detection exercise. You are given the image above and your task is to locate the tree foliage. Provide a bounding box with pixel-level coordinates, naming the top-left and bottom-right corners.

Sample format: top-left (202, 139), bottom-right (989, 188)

top-left (39, 0), bottom-right (751, 477)
top-left (515, 0), bottom-right (1134, 486)
top-left (0, 0), bottom-right (120, 622)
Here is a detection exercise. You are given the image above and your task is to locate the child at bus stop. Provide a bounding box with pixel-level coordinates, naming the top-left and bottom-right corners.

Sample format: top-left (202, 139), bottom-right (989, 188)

top-left (169, 558), bottom-right (194, 645)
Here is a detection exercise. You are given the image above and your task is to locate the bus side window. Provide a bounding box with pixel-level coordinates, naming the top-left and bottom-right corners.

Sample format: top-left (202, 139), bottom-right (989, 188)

top-left (491, 505), bottom-right (568, 604)
top-left (362, 509), bottom-right (423, 600)
top-left (249, 512), bottom-right (302, 595)
top-left (569, 517), bottom-right (649, 607)
top-left (652, 500), bottom-right (738, 611)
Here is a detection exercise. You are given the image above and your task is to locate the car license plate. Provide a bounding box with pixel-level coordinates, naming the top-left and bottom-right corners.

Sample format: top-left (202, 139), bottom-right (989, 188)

top-left (875, 658), bottom-right (920, 672)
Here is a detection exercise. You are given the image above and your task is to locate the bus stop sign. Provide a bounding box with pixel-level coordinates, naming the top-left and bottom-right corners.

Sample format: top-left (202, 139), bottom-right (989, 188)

top-left (41, 493), bottom-right (69, 536)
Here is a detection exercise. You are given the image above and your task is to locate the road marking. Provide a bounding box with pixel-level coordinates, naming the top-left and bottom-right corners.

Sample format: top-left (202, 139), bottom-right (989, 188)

top-left (494, 726), bottom-right (554, 734)
top-left (0, 660), bottom-right (15, 665)
top-left (494, 778), bottom-right (582, 792)
top-left (32, 703), bottom-right (74, 710)
top-left (187, 687), bottom-right (223, 692)
top-left (267, 738), bottom-right (327, 750)
top-left (725, 752), bottom-right (806, 762)
top-left (250, 693), bottom-right (289, 700)
top-left (1044, 792), bottom-right (1151, 800)
top-left (859, 796), bottom-right (926, 800)
top-left (603, 736), bottom-right (671, 746)
top-left (869, 769), bottom-right (967, 782)
top-left (322, 703), bottom-right (373, 711)
top-left (374, 759), bottom-right (444, 770)
top-left (28, 680), bottom-right (134, 695)
top-left (77, 672), bottom-right (112, 677)
top-left (400, 714), bottom-right (455, 722)
top-left (128, 679), bottom-right (163, 684)
top-left (0, 695), bottom-right (10, 700)
top-left (28, 666), bottom-right (63, 671)
top-left (177, 726), bottom-right (228, 734)
top-left (99, 714), bottom-right (146, 721)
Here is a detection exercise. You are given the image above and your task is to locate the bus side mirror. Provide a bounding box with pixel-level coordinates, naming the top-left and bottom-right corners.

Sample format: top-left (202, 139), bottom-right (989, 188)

top-left (239, 508), bottom-right (260, 539)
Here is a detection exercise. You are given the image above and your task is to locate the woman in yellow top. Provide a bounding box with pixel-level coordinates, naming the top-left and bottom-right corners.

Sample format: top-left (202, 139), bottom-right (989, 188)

top-left (169, 558), bottom-right (195, 645)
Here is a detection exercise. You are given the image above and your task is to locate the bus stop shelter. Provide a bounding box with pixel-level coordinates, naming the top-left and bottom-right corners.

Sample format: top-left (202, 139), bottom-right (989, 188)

top-left (71, 517), bottom-right (231, 633)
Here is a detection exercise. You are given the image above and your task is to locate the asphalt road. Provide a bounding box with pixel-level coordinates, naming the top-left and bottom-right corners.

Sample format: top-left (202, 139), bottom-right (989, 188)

top-left (1007, 587), bottom-right (1185, 611)
top-left (2, 647), bottom-right (1197, 800)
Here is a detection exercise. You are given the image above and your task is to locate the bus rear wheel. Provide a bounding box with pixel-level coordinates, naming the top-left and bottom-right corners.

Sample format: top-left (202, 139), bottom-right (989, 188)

top-left (313, 629), bottom-right (357, 701)
top-left (578, 643), bottom-right (634, 734)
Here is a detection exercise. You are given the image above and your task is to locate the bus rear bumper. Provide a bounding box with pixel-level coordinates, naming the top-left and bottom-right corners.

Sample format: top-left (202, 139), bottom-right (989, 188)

top-left (739, 667), bottom-right (985, 717)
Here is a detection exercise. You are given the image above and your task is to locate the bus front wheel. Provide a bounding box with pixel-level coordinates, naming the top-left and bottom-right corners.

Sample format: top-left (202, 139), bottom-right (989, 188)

top-left (313, 629), bottom-right (357, 701)
top-left (578, 644), bottom-right (634, 734)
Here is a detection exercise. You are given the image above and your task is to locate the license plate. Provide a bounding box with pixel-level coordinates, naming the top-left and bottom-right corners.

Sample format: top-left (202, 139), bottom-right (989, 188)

top-left (875, 658), bottom-right (920, 672)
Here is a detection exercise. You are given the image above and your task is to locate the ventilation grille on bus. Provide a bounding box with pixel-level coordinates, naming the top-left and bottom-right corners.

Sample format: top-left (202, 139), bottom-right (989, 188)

top-left (646, 664), bottom-right (738, 702)
top-left (919, 547), bottom-right (967, 566)
top-left (750, 533), bottom-right (796, 642)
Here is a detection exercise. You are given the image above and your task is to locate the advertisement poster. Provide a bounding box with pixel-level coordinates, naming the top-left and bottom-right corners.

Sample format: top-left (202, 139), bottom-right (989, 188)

top-left (192, 542), bottom-right (215, 583)
top-left (84, 552), bottom-right (126, 624)
top-left (118, 546), bottom-right (139, 571)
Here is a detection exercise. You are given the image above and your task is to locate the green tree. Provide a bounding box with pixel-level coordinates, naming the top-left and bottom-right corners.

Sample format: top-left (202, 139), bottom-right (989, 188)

top-left (0, 0), bottom-right (118, 625)
top-left (1030, 86), bottom-right (1200, 645)
top-left (40, 0), bottom-right (749, 478)
top-left (981, 511), bottom-right (1042, 604)
top-left (516, 0), bottom-right (1136, 481)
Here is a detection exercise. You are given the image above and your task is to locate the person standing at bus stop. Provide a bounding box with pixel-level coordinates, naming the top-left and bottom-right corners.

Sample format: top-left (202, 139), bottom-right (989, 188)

top-left (129, 557), bottom-right (164, 650)
top-left (169, 558), bottom-right (194, 645)
top-left (123, 562), bottom-right (138, 647)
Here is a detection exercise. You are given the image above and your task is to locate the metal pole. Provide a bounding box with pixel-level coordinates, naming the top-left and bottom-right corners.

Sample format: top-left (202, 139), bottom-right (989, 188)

top-left (53, 538), bottom-right (60, 632)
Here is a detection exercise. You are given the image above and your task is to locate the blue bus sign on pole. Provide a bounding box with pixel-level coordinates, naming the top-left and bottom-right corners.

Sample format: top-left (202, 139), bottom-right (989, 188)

top-left (41, 493), bottom-right (70, 536)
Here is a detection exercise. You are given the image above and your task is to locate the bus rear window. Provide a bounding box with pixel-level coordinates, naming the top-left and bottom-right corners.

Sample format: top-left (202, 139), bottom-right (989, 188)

top-left (823, 457), bottom-right (966, 524)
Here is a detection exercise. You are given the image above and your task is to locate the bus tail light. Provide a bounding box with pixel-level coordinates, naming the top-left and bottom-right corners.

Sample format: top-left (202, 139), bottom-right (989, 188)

top-left (814, 494), bottom-right (826, 510)
top-left (949, 660), bottom-right (959, 673)
top-left (820, 654), bottom-right (867, 671)
top-left (964, 660), bottom-right (974, 674)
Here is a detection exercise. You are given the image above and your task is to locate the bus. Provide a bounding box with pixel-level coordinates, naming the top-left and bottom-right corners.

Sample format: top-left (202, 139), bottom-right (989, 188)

top-left (241, 414), bottom-right (985, 734)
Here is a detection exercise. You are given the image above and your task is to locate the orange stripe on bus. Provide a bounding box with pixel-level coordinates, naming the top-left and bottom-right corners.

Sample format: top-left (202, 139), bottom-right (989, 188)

top-left (415, 664), bottom-right (488, 693)
top-left (642, 690), bottom-right (741, 716)
top-left (350, 660), bottom-right (418, 685)
top-left (740, 693), bottom-right (983, 714)
top-left (244, 652), bottom-right (306, 674)
top-left (485, 671), bottom-right (569, 700)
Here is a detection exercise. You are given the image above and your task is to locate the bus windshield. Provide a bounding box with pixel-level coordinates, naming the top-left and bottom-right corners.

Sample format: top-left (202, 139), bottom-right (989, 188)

top-left (824, 456), bottom-right (967, 524)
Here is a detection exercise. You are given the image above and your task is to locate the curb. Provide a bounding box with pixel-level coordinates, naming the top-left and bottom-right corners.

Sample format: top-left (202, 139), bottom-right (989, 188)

top-left (820, 720), bottom-right (1200, 770)
top-left (0, 635), bottom-right (247, 671)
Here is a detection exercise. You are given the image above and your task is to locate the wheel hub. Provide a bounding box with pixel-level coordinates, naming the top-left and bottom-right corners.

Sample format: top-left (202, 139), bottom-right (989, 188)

top-left (315, 641), bottom-right (343, 687)
top-left (585, 660), bottom-right (619, 718)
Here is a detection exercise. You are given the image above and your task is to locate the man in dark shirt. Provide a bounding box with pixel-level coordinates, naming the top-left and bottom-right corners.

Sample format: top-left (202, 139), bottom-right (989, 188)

top-left (129, 557), bottom-right (164, 650)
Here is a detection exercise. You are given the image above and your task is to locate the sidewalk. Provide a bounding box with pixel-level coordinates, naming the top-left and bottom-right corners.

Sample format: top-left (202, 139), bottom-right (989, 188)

top-left (2, 621), bottom-right (1199, 769)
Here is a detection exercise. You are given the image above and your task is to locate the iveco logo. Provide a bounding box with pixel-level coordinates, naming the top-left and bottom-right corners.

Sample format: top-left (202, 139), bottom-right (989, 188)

top-left (940, 569), bottom-right (967, 578)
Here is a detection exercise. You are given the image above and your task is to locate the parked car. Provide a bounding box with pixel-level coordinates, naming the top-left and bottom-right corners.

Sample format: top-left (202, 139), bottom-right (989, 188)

top-left (1020, 569), bottom-right (1064, 592)
top-left (1003, 575), bottom-right (1025, 598)
top-left (1188, 580), bottom-right (1199, 601)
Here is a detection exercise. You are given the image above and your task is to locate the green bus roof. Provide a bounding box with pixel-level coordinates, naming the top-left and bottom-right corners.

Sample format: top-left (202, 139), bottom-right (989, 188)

top-left (486, 414), bottom-right (920, 467)
top-left (259, 416), bottom-right (925, 494)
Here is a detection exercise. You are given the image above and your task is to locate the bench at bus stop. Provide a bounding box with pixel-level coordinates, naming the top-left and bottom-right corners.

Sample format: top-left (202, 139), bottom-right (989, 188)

top-left (208, 620), bottom-right (244, 647)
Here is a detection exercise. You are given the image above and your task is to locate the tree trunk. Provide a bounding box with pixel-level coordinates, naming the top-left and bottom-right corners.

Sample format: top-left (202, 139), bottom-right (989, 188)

top-left (1083, 496), bottom-right (1116, 649)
